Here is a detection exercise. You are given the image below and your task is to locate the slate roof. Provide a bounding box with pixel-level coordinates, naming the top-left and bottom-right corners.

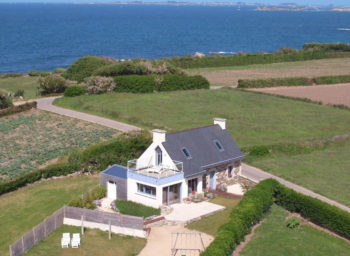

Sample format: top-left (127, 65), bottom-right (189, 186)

top-left (101, 164), bottom-right (128, 179)
top-left (162, 124), bottom-right (244, 178)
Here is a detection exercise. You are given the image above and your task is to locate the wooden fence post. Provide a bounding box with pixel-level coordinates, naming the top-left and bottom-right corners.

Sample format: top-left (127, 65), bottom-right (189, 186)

top-left (33, 227), bottom-right (36, 244)
top-left (21, 236), bottom-right (25, 253)
top-left (81, 215), bottom-right (84, 235)
top-left (9, 245), bottom-right (12, 256)
top-left (109, 220), bottom-right (111, 240)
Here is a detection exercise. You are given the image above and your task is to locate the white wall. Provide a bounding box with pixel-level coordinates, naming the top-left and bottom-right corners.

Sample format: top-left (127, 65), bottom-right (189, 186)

top-left (63, 218), bottom-right (147, 238)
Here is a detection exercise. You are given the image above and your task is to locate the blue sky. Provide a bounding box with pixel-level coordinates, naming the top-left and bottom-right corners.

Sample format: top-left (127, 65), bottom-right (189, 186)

top-left (0, 0), bottom-right (348, 6)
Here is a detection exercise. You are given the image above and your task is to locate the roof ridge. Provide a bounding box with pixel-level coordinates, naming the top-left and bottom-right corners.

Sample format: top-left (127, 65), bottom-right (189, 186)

top-left (166, 124), bottom-right (217, 136)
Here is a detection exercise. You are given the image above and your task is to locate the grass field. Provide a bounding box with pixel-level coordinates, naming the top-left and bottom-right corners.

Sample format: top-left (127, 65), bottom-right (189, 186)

top-left (240, 205), bottom-right (350, 256)
top-left (186, 196), bottom-right (240, 236)
top-left (0, 176), bottom-right (98, 256)
top-left (0, 76), bottom-right (40, 99)
top-left (25, 225), bottom-right (146, 256)
top-left (188, 58), bottom-right (350, 86)
top-left (0, 109), bottom-right (116, 180)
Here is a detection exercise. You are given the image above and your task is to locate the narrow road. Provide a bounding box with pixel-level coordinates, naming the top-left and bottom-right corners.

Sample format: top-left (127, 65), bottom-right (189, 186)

top-left (34, 96), bottom-right (350, 214)
top-left (36, 97), bottom-right (140, 132)
top-left (241, 163), bottom-right (350, 214)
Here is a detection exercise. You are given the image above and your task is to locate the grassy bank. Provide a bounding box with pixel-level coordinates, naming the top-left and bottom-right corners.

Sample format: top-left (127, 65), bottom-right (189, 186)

top-left (0, 176), bottom-right (98, 255)
top-left (240, 205), bottom-right (350, 256)
top-left (0, 76), bottom-right (39, 99)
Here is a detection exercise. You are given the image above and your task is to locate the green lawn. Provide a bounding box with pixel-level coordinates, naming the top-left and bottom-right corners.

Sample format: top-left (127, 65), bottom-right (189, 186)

top-left (248, 140), bottom-right (350, 207)
top-left (116, 200), bottom-right (161, 218)
top-left (54, 89), bottom-right (350, 147)
top-left (240, 205), bottom-right (350, 256)
top-left (0, 176), bottom-right (98, 256)
top-left (187, 196), bottom-right (240, 236)
top-left (0, 111), bottom-right (116, 181)
top-left (0, 76), bottom-right (40, 99)
top-left (25, 225), bottom-right (146, 256)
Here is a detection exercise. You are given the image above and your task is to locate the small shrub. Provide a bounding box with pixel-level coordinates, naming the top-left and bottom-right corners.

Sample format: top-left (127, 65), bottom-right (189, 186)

top-left (64, 85), bottom-right (86, 97)
top-left (14, 89), bottom-right (24, 97)
top-left (0, 92), bottom-right (13, 109)
top-left (38, 74), bottom-right (67, 95)
top-left (91, 186), bottom-right (106, 199)
top-left (115, 200), bottom-right (160, 217)
top-left (86, 76), bottom-right (116, 94)
top-left (286, 217), bottom-right (300, 229)
top-left (114, 75), bottom-right (155, 93)
top-left (53, 67), bottom-right (66, 74)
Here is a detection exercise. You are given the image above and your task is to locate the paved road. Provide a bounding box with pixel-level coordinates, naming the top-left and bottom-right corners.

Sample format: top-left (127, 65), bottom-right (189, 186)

top-left (36, 97), bottom-right (140, 132)
top-left (241, 163), bottom-right (350, 214)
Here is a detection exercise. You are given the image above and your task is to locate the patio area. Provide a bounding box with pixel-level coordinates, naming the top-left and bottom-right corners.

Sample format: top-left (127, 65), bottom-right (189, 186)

top-left (164, 201), bottom-right (225, 224)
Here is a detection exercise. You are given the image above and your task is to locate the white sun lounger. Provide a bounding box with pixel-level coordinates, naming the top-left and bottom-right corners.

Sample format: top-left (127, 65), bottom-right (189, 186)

top-left (72, 233), bottom-right (81, 248)
top-left (61, 233), bottom-right (70, 248)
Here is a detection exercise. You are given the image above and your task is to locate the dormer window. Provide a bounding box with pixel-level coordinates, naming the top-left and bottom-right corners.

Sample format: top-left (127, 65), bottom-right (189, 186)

top-left (214, 140), bottom-right (224, 152)
top-left (155, 146), bottom-right (162, 166)
top-left (182, 147), bottom-right (192, 159)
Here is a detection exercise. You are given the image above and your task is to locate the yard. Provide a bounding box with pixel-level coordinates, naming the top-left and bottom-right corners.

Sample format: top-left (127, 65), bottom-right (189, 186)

top-left (186, 196), bottom-right (240, 236)
top-left (240, 205), bottom-right (350, 256)
top-left (0, 175), bottom-right (98, 256)
top-left (188, 58), bottom-right (350, 87)
top-left (25, 225), bottom-right (146, 256)
top-left (0, 76), bottom-right (40, 99)
top-left (0, 109), bottom-right (116, 181)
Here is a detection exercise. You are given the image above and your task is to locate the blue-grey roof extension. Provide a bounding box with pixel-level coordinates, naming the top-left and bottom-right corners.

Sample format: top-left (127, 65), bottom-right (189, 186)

top-left (101, 164), bottom-right (128, 179)
top-left (162, 124), bottom-right (244, 178)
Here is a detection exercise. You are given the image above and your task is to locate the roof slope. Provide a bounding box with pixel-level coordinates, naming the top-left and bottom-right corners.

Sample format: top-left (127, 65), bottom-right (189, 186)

top-left (101, 164), bottom-right (128, 179)
top-left (162, 124), bottom-right (244, 178)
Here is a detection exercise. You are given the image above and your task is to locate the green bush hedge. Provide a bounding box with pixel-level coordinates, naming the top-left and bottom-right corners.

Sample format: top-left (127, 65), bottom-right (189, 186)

top-left (0, 102), bottom-right (36, 117)
top-left (159, 75), bottom-right (209, 91)
top-left (69, 186), bottom-right (106, 209)
top-left (274, 183), bottom-right (350, 239)
top-left (238, 77), bottom-right (309, 88)
top-left (314, 75), bottom-right (350, 85)
top-left (64, 86), bottom-right (86, 97)
top-left (93, 62), bottom-right (148, 77)
top-left (201, 179), bottom-right (278, 256)
top-left (114, 75), bottom-right (156, 93)
top-left (0, 132), bottom-right (151, 196)
top-left (28, 70), bottom-right (50, 77)
top-left (64, 56), bottom-right (112, 82)
top-left (115, 200), bottom-right (161, 217)
top-left (303, 42), bottom-right (350, 52)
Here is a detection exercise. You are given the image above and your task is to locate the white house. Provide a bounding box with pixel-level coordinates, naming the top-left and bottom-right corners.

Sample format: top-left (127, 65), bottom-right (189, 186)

top-left (100, 118), bottom-right (244, 208)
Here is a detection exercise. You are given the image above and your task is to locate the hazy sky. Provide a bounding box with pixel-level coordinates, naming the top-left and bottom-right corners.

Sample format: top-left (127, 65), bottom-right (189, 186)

top-left (0, 0), bottom-right (348, 6)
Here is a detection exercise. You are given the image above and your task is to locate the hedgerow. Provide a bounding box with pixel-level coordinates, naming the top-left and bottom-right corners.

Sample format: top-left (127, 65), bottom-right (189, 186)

top-left (237, 77), bottom-right (309, 88)
top-left (159, 75), bottom-right (209, 91)
top-left (114, 75), bottom-right (156, 93)
top-left (64, 86), bottom-right (86, 97)
top-left (314, 74), bottom-right (350, 85)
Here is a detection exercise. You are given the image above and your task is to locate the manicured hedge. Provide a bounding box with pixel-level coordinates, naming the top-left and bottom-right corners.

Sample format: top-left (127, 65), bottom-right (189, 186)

top-left (115, 200), bottom-right (161, 217)
top-left (0, 102), bottom-right (37, 117)
top-left (114, 75), bottom-right (156, 93)
top-left (274, 183), bottom-right (350, 239)
top-left (201, 179), bottom-right (278, 256)
top-left (64, 85), bottom-right (86, 97)
top-left (314, 74), bottom-right (350, 85)
top-left (237, 77), bottom-right (309, 88)
top-left (0, 132), bottom-right (151, 196)
top-left (159, 75), bottom-right (209, 91)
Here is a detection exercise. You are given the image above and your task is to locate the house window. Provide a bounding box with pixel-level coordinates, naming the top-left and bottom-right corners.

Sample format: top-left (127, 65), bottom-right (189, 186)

top-left (228, 166), bottom-right (233, 178)
top-left (182, 147), bottom-right (192, 159)
top-left (155, 146), bottom-right (162, 166)
top-left (137, 183), bottom-right (156, 197)
top-left (214, 140), bottom-right (224, 151)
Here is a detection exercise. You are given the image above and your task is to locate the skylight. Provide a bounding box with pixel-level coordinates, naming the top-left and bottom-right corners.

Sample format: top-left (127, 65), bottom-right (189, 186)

top-left (214, 140), bottom-right (224, 151)
top-left (182, 148), bottom-right (192, 159)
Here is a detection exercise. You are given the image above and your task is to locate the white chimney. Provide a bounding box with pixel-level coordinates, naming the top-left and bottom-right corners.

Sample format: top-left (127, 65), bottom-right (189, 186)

top-left (152, 129), bottom-right (166, 144)
top-left (214, 118), bottom-right (226, 130)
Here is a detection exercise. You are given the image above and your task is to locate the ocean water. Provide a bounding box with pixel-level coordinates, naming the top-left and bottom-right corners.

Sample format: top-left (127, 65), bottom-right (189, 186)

top-left (1, 3), bottom-right (350, 73)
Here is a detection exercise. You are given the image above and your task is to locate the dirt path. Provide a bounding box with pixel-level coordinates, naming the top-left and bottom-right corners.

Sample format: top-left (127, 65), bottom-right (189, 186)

top-left (138, 225), bottom-right (213, 256)
top-left (191, 58), bottom-right (350, 86)
top-left (248, 83), bottom-right (350, 108)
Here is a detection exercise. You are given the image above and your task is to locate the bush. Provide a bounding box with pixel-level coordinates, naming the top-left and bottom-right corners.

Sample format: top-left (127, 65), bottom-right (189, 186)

top-left (93, 61), bottom-right (147, 77)
top-left (238, 77), bottom-right (309, 88)
top-left (28, 70), bottom-right (50, 77)
top-left (64, 85), bottom-right (86, 97)
top-left (201, 179), bottom-right (278, 256)
top-left (86, 76), bottom-right (116, 94)
top-left (14, 89), bottom-right (24, 97)
top-left (114, 75), bottom-right (156, 93)
top-left (274, 183), bottom-right (350, 239)
top-left (0, 102), bottom-right (36, 118)
top-left (53, 67), bottom-right (66, 74)
top-left (91, 186), bottom-right (106, 199)
top-left (64, 56), bottom-right (112, 82)
top-left (248, 145), bottom-right (269, 157)
top-left (314, 75), bottom-right (350, 85)
top-left (0, 92), bottom-right (13, 109)
top-left (286, 217), bottom-right (300, 229)
top-left (303, 42), bottom-right (350, 52)
top-left (159, 75), bottom-right (210, 91)
top-left (115, 200), bottom-right (160, 217)
top-left (38, 74), bottom-right (67, 95)
top-left (69, 186), bottom-right (106, 209)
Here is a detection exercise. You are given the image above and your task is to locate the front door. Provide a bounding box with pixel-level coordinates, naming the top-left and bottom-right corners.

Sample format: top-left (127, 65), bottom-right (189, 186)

top-left (210, 171), bottom-right (215, 189)
top-left (107, 181), bottom-right (117, 200)
top-left (188, 178), bottom-right (198, 195)
top-left (163, 187), bottom-right (168, 205)
top-left (163, 184), bottom-right (180, 205)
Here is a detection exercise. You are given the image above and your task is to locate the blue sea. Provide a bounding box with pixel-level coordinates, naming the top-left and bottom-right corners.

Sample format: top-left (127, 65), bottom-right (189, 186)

top-left (1, 3), bottom-right (350, 73)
